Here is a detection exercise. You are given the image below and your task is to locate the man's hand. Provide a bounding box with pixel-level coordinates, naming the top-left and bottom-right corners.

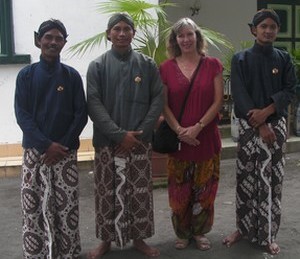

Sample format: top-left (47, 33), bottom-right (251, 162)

top-left (248, 104), bottom-right (276, 128)
top-left (44, 142), bottom-right (69, 165)
top-left (247, 109), bottom-right (267, 128)
top-left (258, 123), bottom-right (276, 145)
top-left (116, 131), bottom-right (143, 155)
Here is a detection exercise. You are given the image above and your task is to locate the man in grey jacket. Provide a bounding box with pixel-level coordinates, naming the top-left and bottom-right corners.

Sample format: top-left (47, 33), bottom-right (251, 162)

top-left (86, 13), bottom-right (163, 258)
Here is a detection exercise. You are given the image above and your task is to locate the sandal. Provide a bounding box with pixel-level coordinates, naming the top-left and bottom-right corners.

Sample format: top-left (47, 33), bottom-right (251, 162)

top-left (194, 235), bottom-right (211, 251)
top-left (175, 239), bottom-right (189, 249)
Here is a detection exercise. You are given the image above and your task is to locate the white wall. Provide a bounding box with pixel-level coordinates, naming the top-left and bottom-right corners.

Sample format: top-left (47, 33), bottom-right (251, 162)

top-left (1, 0), bottom-right (107, 144)
top-left (0, 0), bottom-right (255, 145)
top-left (164, 0), bottom-right (257, 57)
top-left (0, 0), bottom-right (157, 144)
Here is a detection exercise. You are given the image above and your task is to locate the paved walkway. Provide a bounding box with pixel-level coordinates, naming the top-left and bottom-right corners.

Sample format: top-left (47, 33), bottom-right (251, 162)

top-left (1, 153), bottom-right (300, 259)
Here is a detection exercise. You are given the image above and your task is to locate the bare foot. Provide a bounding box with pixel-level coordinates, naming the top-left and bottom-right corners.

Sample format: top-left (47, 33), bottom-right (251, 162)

top-left (266, 242), bottom-right (280, 255)
top-left (133, 239), bottom-right (160, 257)
top-left (222, 230), bottom-right (242, 248)
top-left (87, 241), bottom-right (111, 259)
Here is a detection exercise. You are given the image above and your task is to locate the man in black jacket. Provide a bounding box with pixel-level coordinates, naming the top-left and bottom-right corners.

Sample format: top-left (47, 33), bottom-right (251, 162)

top-left (223, 9), bottom-right (296, 255)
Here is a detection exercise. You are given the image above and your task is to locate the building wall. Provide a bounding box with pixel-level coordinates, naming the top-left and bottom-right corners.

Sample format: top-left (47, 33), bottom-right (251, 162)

top-left (164, 0), bottom-right (257, 57)
top-left (1, 0), bottom-right (106, 145)
top-left (0, 0), bottom-right (256, 148)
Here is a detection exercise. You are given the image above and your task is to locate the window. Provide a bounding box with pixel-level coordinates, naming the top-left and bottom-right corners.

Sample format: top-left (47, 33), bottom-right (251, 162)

top-left (258, 0), bottom-right (300, 51)
top-left (0, 0), bottom-right (30, 64)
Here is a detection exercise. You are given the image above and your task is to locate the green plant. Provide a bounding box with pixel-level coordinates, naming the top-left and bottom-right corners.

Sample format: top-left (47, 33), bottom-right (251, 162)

top-left (68, 0), bottom-right (233, 65)
top-left (291, 49), bottom-right (300, 81)
top-left (222, 41), bottom-right (252, 80)
top-left (68, 0), bottom-right (173, 63)
top-left (290, 48), bottom-right (300, 99)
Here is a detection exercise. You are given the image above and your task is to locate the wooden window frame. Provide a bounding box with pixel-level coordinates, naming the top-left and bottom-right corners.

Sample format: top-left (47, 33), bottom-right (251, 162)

top-left (258, 0), bottom-right (300, 51)
top-left (0, 0), bottom-right (30, 64)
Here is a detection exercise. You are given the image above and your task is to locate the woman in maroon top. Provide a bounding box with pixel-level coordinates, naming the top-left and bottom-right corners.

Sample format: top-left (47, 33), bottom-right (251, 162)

top-left (159, 17), bottom-right (224, 251)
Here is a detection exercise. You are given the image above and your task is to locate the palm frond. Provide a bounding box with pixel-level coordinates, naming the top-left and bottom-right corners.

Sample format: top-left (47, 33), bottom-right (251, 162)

top-left (134, 25), bottom-right (170, 65)
top-left (67, 32), bottom-right (107, 57)
top-left (222, 47), bottom-right (235, 79)
top-left (134, 33), bottom-right (157, 58)
top-left (95, 0), bottom-right (155, 14)
top-left (68, 0), bottom-right (233, 66)
top-left (95, 0), bottom-right (173, 29)
top-left (68, 0), bottom-right (174, 58)
top-left (202, 27), bottom-right (233, 52)
top-left (222, 40), bottom-right (252, 79)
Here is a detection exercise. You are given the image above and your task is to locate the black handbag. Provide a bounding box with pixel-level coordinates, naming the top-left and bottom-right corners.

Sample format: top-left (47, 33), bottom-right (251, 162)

top-left (152, 58), bottom-right (203, 153)
top-left (152, 120), bottom-right (179, 153)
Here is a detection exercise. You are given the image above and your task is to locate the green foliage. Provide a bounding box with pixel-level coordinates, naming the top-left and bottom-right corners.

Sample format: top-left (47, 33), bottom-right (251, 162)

top-left (222, 41), bottom-right (252, 80)
top-left (68, 0), bottom-right (173, 62)
top-left (94, 0), bottom-right (171, 29)
top-left (291, 48), bottom-right (300, 81)
top-left (68, 0), bottom-right (233, 65)
top-left (201, 26), bottom-right (233, 53)
top-left (134, 26), bottom-right (170, 65)
top-left (68, 32), bottom-right (108, 57)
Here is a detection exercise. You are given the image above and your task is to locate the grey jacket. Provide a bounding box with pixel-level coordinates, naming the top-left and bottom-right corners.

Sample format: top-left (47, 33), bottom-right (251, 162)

top-left (87, 47), bottom-right (163, 148)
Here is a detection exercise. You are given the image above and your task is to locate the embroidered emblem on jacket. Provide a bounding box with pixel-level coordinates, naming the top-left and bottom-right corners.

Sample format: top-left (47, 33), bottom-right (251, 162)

top-left (134, 76), bottom-right (142, 84)
top-left (57, 86), bottom-right (64, 91)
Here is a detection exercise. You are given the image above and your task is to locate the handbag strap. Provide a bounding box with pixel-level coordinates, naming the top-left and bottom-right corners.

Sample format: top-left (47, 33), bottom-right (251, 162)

top-left (177, 57), bottom-right (203, 122)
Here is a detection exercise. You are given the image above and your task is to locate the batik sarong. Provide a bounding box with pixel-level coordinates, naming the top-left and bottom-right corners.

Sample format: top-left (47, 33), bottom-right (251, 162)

top-left (236, 117), bottom-right (287, 246)
top-left (21, 148), bottom-right (81, 259)
top-left (167, 154), bottom-right (220, 239)
top-left (93, 143), bottom-right (154, 248)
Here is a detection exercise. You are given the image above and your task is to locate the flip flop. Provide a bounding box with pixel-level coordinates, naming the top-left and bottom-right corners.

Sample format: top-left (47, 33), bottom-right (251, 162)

top-left (194, 235), bottom-right (211, 251)
top-left (175, 239), bottom-right (189, 249)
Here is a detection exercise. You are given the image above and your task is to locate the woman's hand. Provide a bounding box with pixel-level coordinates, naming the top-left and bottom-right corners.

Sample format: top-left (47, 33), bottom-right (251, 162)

top-left (178, 124), bottom-right (202, 146)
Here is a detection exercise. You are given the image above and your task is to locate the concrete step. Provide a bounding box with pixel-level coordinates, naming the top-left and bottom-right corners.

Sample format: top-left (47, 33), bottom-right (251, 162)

top-left (0, 151), bottom-right (95, 178)
top-left (1, 136), bottom-right (300, 179)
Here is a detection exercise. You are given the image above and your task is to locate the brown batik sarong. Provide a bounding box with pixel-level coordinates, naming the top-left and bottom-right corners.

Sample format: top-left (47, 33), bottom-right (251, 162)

top-left (236, 117), bottom-right (287, 246)
top-left (21, 148), bottom-right (81, 259)
top-left (93, 143), bottom-right (154, 248)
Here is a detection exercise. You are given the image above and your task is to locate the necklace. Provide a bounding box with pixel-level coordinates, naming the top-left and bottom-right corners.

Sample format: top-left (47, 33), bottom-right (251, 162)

top-left (181, 63), bottom-right (196, 71)
top-left (177, 56), bottom-right (201, 79)
top-left (177, 56), bottom-right (200, 70)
